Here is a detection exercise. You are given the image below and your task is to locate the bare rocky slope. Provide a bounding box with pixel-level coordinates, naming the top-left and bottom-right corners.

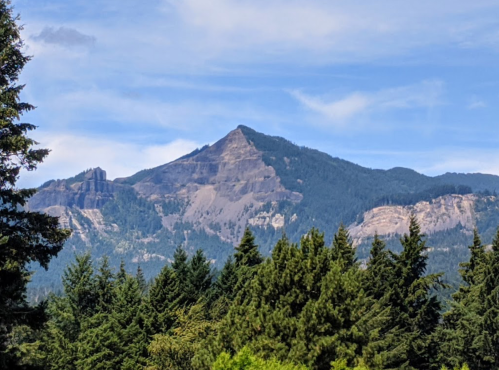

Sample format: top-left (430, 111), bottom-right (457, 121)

top-left (28, 126), bottom-right (499, 286)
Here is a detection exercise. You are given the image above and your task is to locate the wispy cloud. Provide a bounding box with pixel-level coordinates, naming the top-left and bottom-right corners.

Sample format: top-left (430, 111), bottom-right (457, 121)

top-left (467, 96), bottom-right (487, 109)
top-left (290, 80), bottom-right (444, 127)
top-left (32, 26), bottom-right (96, 48)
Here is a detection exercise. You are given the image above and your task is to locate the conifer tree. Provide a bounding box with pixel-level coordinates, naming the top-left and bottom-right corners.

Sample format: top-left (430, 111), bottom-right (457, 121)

top-left (331, 224), bottom-right (356, 270)
top-left (186, 249), bottom-right (213, 305)
top-left (365, 234), bottom-right (394, 301)
top-left (473, 227), bottom-right (499, 368)
top-left (437, 229), bottom-right (486, 369)
top-left (136, 264), bottom-right (147, 294)
top-left (95, 256), bottom-right (115, 313)
top-left (146, 264), bottom-right (178, 334)
top-left (234, 227), bottom-right (263, 268)
top-left (221, 229), bottom-right (372, 370)
top-left (212, 256), bottom-right (238, 302)
top-left (59, 254), bottom-right (98, 334)
top-left (391, 216), bottom-right (443, 370)
top-left (0, 2), bottom-right (71, 366)
top-left (117, 258), bottom-right (127, 284)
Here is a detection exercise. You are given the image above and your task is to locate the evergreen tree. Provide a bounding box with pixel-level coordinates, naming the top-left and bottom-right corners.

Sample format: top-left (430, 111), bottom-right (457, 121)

top-left (473, 227), bottom-right (499, 368)
top-left (234, 227), bottom-right (263, 268)
top-left (59, 254), bottom-right (98, 334)
top-left (146, 264), bottom-right (178, 335)
top-left (220, 229), bottom-right (373, 370)
top-left (331, 224), bottom-right (356, 270)
top-left (365, 234), bottom-right (394, 301)
top-left (186, 249), bottom-right (213, 305)
top-left (95, 256), bottom-right (115, 313)
top-left (0, 2), bottom-right (70, 367)
top-left (212, 256), bottom-right (238, 302)
top-left (136, 264), bottom-right (147, 295)
top-left (391, 216), bottom-right (444, 370)
top-left (117, 258), bottom-right (127, 284)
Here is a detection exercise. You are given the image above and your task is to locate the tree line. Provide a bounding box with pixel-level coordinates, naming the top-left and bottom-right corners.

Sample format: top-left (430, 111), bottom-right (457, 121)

top-left (4, 221), bottom-right (499, 370)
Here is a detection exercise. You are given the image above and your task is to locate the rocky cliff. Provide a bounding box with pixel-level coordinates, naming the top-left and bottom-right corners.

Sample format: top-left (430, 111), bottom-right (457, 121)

top-left (26, 126), bottom-right (499, 286)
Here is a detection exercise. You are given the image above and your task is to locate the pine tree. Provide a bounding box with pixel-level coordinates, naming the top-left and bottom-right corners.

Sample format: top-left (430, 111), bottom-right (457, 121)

top-left (234, 227), bottom-right (263, 268)
top-left (365, 233), bottom-right (394, 301)
top-left (59, 254), bottom-right (98, 332)
top-left (95, 256), bottom-right (115, 313)
top-left (391, 216), bottom-right (444, 370)
top-left (220, 229), bottom-right (372, 370)
top-left (136, 264), bottom-right (147, 294)
top-left (146, 264), bottom-right (178, 335)
top-left (212, 256), bottom-right (238, 302)
top-left (473, 227), bottom-right (499, 368)
top-left (117, 258), bottom-right (127, 284)
top-left (186, 249), bottom-right (213, 305)
top-left (0, 2), bottom-right (70, 366)
top-left (331, 224), bottom-right (356, 270)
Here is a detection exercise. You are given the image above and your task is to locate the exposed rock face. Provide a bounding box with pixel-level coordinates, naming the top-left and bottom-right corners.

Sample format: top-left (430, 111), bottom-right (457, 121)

top-left (133, 128), bottom-right (302, 242)
top-left (349, 194), bottom-right (476, 246)
top-left (29, 167), bottom-right (118, 211)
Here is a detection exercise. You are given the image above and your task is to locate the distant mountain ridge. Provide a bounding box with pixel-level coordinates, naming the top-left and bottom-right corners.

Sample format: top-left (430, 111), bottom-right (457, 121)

top-left (28, 125), bottom-right (499, 287)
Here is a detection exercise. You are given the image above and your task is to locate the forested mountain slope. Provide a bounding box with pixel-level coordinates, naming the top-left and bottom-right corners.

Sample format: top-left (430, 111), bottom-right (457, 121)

top-left (27, 126), bottom-right (499, 288)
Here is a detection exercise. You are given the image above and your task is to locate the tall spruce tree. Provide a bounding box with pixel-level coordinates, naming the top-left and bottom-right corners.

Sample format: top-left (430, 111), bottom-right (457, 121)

top-left (0, 2), bottom-right (70, 366)
top-left (473, 227), bottom-right (499, 368)
top-left (391, 216), bottom-right (443, 370)
top-left (186, 249), bottom-right (213, 305)
top-left (95, 256), bottom-right (115, 313)
top-left (146, 264), bottom-right (178, 335)
top-left (331, 224), bottom-right (356, 270)
top-left (437, 229), bottom-right (488, 369)
top-left (136, 264), bottom-right (147, 294)
top-left (234, 227), bottom-right (263, 268)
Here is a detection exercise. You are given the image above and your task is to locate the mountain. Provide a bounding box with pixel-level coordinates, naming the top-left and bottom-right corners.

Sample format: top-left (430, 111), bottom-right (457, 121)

top-left (28, 125), bottom-right (499, 288)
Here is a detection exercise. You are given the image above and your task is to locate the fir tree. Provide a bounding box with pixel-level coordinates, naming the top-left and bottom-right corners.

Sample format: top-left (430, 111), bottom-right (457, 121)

top-left (331, 224), bottom-right (356, 270)
top-left (234, 227), bottom-right (263, 268)
top-left (391, 216), bottom-right (444, 370)
top-left (186, 249), bottom-right (213, 305)
top-left (365, 233), bottom-right (394, 301)
top-left (117, 258), bottom-right (127, 284)
top-left (95, 256), bottom-right (115, 313)
top-left (212, 256), bottom-right (238, 302)
top-left (0, 2), bottom-right (70, 366)
top-left (136, 264), bottom-right (147, 295)
top-left (146, 264), bottom-right (178, 334)
top-left (221, 229), bottom-right (372, 370)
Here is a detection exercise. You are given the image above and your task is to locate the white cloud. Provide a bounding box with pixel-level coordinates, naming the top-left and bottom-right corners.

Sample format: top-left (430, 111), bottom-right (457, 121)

top-left (290, 80), bottom-right (444, 127)
top-left (467, 97), bottom-right (487, 109)
top-left (163, 0), bottom-right (499, 63)
top-left (17, 134), bottom-right (201, 188)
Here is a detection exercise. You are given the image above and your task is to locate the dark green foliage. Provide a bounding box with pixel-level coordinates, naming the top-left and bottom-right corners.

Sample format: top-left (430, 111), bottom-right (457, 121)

top-left (212, 256), bottom-right (238, 302)
top-left (220, 228), bottom-right (373, 370)
top-left (186, 249), bottom-right (213, 305)
top-left (146, 264), bottom-right (178, 335)
top-left (136, 265), bottom-right (147, 294)
top-left (234, 227), bottom-right (263, 268)
top-left (371, 184), bottom-right (472, 208)
top-left (390, 217), bottom-right (443, 370)
top-left (331, 224), bottom-right (356, 270)
top-left (95, 257), bottom-right (115, 313)
top-left (0, 1), bottom-right (70, 366)
top-left (101, 187), bottom-right (162, 235)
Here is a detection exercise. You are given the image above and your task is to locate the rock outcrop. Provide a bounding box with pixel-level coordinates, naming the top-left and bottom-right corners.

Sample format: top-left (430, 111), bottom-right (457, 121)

top-left (29, 167), bottom-right (118, 211)
top-left (349, 194), bottom-right (477, 246)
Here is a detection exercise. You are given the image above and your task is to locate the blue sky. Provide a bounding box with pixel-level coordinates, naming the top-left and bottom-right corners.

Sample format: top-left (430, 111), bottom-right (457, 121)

top-left (12, 0), bottom-right (499, 187)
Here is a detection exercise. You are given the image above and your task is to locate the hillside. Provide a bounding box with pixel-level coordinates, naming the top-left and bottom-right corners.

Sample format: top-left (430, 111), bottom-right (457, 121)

top-left (27, 125), bottom-right (499, 287)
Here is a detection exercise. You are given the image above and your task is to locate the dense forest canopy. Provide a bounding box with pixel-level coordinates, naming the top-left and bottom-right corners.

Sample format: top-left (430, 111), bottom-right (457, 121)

top-left (8, 221), bottom-right (499, 370)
